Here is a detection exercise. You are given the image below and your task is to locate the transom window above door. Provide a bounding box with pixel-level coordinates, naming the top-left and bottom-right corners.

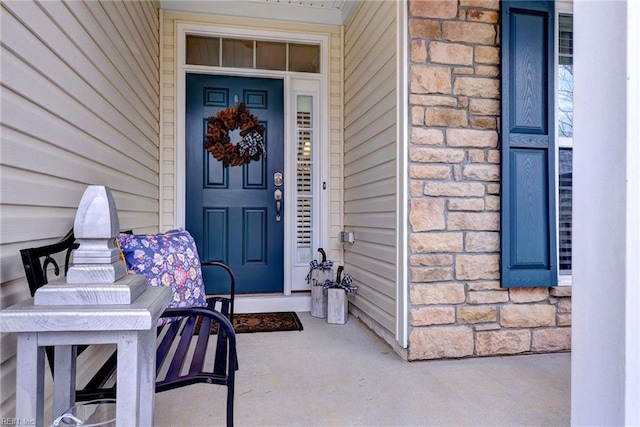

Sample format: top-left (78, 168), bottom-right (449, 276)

top-left (186, 35), bottom-right (320, 73)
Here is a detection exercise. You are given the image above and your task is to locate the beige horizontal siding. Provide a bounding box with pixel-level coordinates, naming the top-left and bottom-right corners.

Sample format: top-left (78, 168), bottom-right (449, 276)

top-left (343, 1), bottom-right (398, 335)
top-left (0, 0), bottom-right (160, 418)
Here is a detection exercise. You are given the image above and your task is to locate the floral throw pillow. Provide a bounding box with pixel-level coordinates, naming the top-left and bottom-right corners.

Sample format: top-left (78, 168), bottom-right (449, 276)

top-left (117, 229), bottom-right (207, 325)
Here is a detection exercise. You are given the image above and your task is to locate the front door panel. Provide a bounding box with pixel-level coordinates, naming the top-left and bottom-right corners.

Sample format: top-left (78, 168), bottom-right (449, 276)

top-left (186, 74), bottom-right (284, 293)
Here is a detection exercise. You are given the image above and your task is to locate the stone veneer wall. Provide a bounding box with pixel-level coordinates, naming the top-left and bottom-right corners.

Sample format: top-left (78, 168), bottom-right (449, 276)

top-left (407, 0), bottom-right (572, 360)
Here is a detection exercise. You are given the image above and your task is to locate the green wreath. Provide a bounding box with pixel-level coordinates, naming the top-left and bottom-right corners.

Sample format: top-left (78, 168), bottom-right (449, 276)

top-left (203, 102), bottom-right (265, 167)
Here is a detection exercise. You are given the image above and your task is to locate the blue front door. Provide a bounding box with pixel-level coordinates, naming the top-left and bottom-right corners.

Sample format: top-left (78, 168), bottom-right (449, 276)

top-left (186, 74), bottom-right (284, 293)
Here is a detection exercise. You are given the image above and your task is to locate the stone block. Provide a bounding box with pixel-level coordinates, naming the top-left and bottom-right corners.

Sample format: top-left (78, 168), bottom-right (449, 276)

top-left (411, 40), bottom-right (427, 63)
top-left (470, 116), bottom-right (497, 129)
top-left (509, 287), bottom-right (549, 303)
top-left (475, 46), bottom-right (500, 64)
top-left (453, 164), bottom-right (462, 181)
top-left (410, 147), bottom-right (466, 163)
top-left (424, 182), bottom-right (486, 197)
top-left (463, 164), bottom-right (500, 181)
top-left (487, 149), bottom-right (500, 163)
top-left (453, 67), bottom-right (474, 75)
top-left (429, 42), bottom-right (474, 66)
top-left (485, 195), bottom-right (500, 211)
top-left (466, 9), bottom-right (499, 23)
top-left (448, 212), bottom-right (500, 231)
top-left (501, 304), bottom-right (556, 328)
top-left (410, 95), bottom-right (458, 107)
top-left (557, 313), bottom-right (572, 326)
top-left (410, 254), bottom-right (454, 267)
top-left (476, 330), bottom-right (531, 356)
top-left (558, 298), bottom-right (572, 313)
top-left (410, 232), bottom-right (464, 253)
top-left (410, 199), bottom-right (446, 231)
top-left (532, 328), bottom-right (571, 352)
top-left (409, 19), bottom-right (442, 39)
top-left (448, 198), bottom-right (485, 212)
top-left (550, 287), bottom-right (572, 297)
top-left (474, 323), bottom-right (500, 331)
top-left (443, 21), bottom-right (496, 44)
top-left (466, 280), bottom-right (501, 291)
top-left (457, 305), bottom-right (497, 323)
top-left (468, 149), bottom-right (485, 163)
top-left (410, 282), bottom-right (466, 305)
top-left (411, 65), bottom-right (451, 94)
top-left (412, 267), bottom-right (454, 283)
top-left (411, 306), bottom-right (456, 326)
top-left (426, 107), bottom-right (468, 127)
top-left (411, 128), bottom-right (444, 145)
top-left (469, 98), bottom-right (500, 115)
top-left (411, 180), bottom-right (424, 197)
top-left (467, 290), bottom-right (509, 304)
top-left (460, 0), bottom-right (499, 9)
top-left (409, 179), bottom-right (424, 197)
top-left (475, 65), bottom-right (500, 77)
top-left (486, 183), bottom-right (500, 194)
top-left (465, 232), bottom-right (500, 252)
top-left (410, 0), bottom-right (458, 19)
top-left (447, 129), bottom-right (498, 148)
top-left (411, 107), bottom-right (425, 125)
top-left (453, 77), bottom-right (500, 98)
top-left (410, 165), bottom-right (452, 180)
top-left (409, 326), bottom-right (474, 360)
top-left (456, 255), bottom-right (500, 280)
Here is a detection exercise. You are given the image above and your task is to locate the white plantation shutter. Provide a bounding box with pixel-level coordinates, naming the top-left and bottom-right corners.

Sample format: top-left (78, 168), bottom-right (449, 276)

top-left (295, 101), bottom-right (313, 262)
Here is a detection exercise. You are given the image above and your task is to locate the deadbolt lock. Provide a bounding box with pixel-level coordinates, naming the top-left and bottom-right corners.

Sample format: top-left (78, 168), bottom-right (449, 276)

top-left (274, 172), bottom-right (283, 187)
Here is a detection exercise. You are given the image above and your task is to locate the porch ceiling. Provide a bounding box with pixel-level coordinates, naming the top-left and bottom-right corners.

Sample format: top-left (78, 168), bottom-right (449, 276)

top-left (160, 0), bottom-right (359, 25)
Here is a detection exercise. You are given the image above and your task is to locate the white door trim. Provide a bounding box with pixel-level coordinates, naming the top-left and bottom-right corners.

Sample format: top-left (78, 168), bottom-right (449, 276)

top-left (174, 22), bottom-right (329, 302)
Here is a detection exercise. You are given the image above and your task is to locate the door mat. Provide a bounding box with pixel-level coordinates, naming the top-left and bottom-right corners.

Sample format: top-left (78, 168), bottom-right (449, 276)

top-left (195, 312), bottom-right (304, 334)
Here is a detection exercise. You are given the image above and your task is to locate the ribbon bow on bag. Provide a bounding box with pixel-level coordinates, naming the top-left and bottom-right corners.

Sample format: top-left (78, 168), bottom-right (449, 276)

top-left (323, 266), bottom-right (357, 293)
top-left (305, 248), bottom-right (334, 284)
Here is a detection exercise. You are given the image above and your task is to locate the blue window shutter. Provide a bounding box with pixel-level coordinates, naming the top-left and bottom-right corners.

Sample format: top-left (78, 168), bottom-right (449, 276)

top-left (501, 1), bottom-right (557, 287)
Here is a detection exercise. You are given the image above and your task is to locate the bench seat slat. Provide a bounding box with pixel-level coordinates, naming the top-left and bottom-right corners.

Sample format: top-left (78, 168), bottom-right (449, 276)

top-left (190, 315), bottom-right (212, 375)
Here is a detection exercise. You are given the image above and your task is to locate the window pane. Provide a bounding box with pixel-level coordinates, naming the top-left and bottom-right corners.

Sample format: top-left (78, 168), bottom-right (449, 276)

top-left (296, 96), bottom-right (313, 263)
top-left (558, 14), bottom-right (573, 138)
top-left (289, 44), bottom-right (320, 73)
top-left (186, 35), bottom-right (220, 66)
top-left (222, 39), bottom-right (253, 68)
top-left (256, 41), bottom-right (286, 70)
top-left (559, 147), bottom-right (573, 274)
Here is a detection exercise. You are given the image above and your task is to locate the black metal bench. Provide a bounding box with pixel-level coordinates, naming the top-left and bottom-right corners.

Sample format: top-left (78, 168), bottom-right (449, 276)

top-left (20, 230), bottom-right (237, 426)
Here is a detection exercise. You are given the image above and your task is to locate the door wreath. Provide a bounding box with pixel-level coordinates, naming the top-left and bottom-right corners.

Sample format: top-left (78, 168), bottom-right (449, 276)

top-left (203, 102), bottom-right (266, 167)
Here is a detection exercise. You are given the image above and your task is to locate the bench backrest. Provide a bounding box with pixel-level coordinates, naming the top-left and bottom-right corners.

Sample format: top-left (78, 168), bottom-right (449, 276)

top-left (20, 229), bottom-right (78, 297)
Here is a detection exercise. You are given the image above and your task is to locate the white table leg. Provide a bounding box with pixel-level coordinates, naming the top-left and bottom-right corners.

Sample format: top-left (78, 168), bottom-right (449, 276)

top-left (116, 331), bottom-right (140, 426)
top-left (53, 345), bottom-right (77, 420)
top-left (16, 333), bottom-right (44, 427)
top-left (137, 329), bottom-right (156, 426)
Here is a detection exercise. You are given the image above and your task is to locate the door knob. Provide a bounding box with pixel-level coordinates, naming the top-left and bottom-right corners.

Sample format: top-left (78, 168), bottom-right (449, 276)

top-left (274, 189), bottom-right (282, 222)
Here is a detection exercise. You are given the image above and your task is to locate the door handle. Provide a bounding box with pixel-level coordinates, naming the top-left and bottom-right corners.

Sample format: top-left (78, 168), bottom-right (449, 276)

top-left (274, 189), bottom-right (282, 222)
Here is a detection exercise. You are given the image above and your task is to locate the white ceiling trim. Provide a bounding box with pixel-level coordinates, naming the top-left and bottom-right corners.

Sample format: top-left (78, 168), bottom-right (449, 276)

top-left (160, 0), bottom-right (359, 25)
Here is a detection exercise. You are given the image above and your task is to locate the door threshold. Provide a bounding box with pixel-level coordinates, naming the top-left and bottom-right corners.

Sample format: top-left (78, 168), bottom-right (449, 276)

top-left (234, 292), bottom-right (311, 314)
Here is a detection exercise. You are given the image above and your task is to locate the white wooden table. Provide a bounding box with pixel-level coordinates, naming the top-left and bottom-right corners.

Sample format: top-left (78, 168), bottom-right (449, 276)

top-left (0, 286), bottom-right (171, 427)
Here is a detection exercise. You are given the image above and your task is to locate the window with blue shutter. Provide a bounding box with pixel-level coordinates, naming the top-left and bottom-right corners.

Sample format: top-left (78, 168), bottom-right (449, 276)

top-left (500, 1), bottom-right (557, 287)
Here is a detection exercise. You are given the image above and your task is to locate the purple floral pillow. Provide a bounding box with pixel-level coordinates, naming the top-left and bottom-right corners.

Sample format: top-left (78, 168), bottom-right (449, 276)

top-left (117, 229), bottom-right (207, 325)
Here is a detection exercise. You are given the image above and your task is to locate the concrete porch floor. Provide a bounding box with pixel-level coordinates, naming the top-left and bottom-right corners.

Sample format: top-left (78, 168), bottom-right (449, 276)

top-left (154, 312), bottom-right (570, 426)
